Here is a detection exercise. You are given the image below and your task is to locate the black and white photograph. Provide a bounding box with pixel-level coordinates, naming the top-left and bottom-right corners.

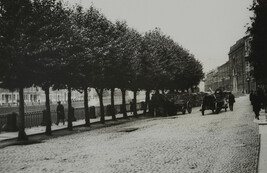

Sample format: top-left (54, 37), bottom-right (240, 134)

top-left (0, 0), bottom-right (266, 172)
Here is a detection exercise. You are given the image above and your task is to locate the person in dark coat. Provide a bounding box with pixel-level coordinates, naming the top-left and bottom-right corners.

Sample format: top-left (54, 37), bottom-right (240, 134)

top-left (253, 87), bottom-right (264, 120)
top-left (56, 101), bottom-right (65, 125)
top-left (151, 91), bottom-right (166, 117)
top-left (228, 92), bottom-right (235, 111)
top-left (249, 90), bottom-right (254, 105)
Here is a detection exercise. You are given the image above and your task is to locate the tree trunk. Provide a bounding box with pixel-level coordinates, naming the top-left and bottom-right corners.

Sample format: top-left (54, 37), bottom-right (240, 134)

top-left (111, 88), bottom-right (116, 121)
top-left (67, 86), bottom-right (73, 130)
top-left (18, 87), bottom-right (27, 140)
top-left (121, 88), bottom-right (127, 118)
top-left (133, 90), bottom-right (138, 117)
top-left (95, 88), bottom-right (105, 123)
top-left (44, 87), bottom-right (52, 135)
top-left (84, 87), bottom-right (90, 126)
top-left (143, 90), bottom-right (150, 116)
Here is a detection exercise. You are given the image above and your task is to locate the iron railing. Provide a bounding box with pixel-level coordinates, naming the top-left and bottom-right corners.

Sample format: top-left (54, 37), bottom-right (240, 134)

top-left (0, 102), bottom-right (144, 131)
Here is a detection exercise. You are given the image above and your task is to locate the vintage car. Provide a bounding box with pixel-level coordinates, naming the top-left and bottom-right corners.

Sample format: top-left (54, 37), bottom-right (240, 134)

top-left (150, 92), bottom-right (192, 116)
top-left (201, 89), bottom-right (228, 115)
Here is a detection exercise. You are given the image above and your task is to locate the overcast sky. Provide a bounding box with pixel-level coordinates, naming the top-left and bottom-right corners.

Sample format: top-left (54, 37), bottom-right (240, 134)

top-left (64, 0), bottom-right (253, 73)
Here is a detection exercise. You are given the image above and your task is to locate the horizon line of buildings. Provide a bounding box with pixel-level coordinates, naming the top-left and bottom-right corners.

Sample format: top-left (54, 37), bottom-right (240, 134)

top-left (0, 87), bottom-right (136, 107)
top-left (0, 87), bottom-right (84, 106)
top-left (205, 36), bottom-right (256, 94)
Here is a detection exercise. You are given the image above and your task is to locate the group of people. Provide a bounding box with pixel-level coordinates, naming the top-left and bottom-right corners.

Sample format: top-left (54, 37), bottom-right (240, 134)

top-left (56, 101), bottom-right (77, 125)
top-left (250, 87), bottom-right (267, 120)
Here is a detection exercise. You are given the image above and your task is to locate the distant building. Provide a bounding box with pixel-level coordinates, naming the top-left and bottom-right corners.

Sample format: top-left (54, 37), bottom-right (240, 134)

top-left (0, 87), bottom-right (83, 106)
top-left (229, 36), bottom-right (256, 94)
top-left (217, 61), bottom-right (231, 91)
top-left (205, 36), bottom-right (255, 94)
top-left (204, 62), bottom-right (231, 92)
top-left (0, 87), bottom-right (137, 107)
top-left (205, 69), bottom-right (218, 91)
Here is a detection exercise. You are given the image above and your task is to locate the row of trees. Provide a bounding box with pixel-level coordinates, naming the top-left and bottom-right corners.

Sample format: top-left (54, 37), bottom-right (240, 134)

top-left (248, 0), bottom-right (267, 84)
top-left (0, 0), bottom-right (204, 140)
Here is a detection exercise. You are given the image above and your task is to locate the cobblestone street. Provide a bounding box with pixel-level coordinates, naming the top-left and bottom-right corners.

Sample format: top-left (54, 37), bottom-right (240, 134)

top-left (0, 95), bottom-right (259, 173)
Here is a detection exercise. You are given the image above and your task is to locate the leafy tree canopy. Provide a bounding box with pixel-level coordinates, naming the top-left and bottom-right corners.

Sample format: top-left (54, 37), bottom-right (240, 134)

top-left (248, 0), bottom-right (267, 84)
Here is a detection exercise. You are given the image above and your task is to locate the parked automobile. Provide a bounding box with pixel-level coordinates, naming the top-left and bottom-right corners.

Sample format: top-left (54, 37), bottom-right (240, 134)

top-left (201, 88), bottom-right (228, 115)
top-left (150, 92), bottom-right (192, 116)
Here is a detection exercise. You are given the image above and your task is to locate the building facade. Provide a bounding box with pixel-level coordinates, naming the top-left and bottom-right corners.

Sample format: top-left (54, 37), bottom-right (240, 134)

top-left (217, 61), bottom-right (231, 91)
top-left (205, 69), bottom-right (218, 91)
top-left (0, 87), bottom-right (135, 107)
top-left (0, 87), bottom-right (84, 106)
top-left (205, 36), bottom-right (256, 93)
top-left (204, 61), bottom-right (231, 92)
top-left (229, 36), bottom-right (256, 94)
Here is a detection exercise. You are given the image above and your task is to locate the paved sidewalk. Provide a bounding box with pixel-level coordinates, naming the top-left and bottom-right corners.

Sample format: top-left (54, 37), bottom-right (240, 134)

top-left (0, 112), bottom-right (142, 142)
top-left (1, 101), bottom-right (266, 172)
top-left (255, 109), bottom-right (267, 173)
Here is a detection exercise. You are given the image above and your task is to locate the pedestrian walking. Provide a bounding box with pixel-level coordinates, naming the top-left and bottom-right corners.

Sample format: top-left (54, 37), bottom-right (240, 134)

top-left (151, 91), bottom-right (166, 117)
top-left (56, 101), bottom-right (65, 125)
top-left (228, 92), bottom-right (235, 111)
top-left (249, 90), bottom-right (254, 105)
top-left (253, 87), bottom-right (264, 120)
